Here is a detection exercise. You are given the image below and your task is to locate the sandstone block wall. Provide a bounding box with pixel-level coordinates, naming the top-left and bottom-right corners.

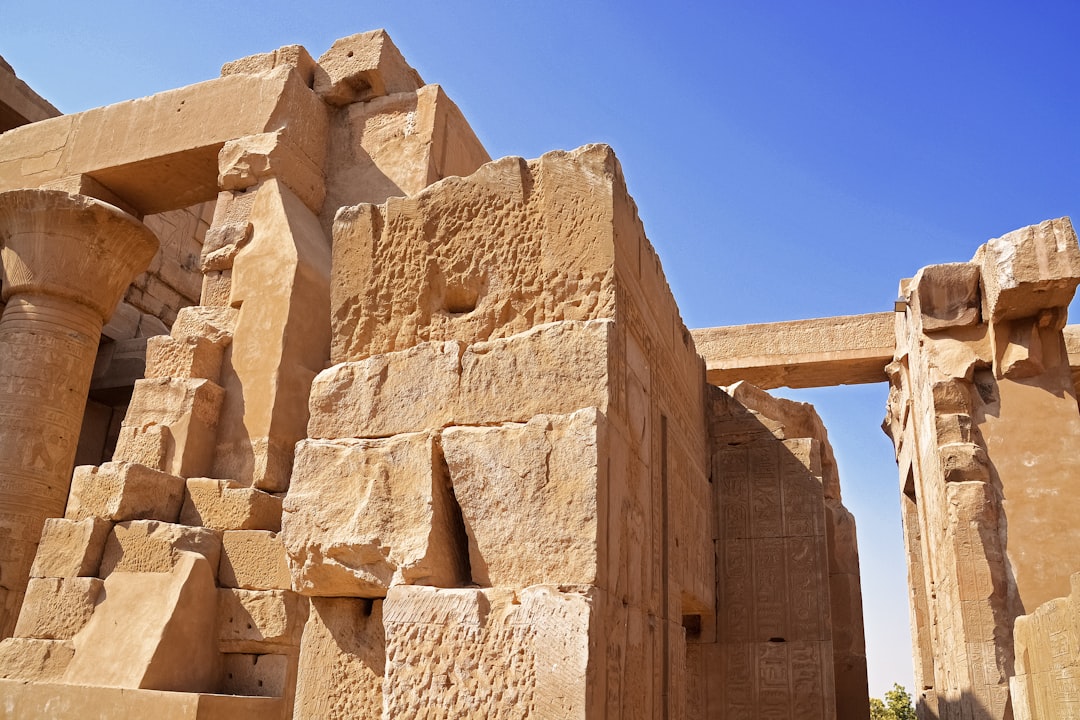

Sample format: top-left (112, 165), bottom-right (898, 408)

top-left (884, 217), bottom-right (1080, 719)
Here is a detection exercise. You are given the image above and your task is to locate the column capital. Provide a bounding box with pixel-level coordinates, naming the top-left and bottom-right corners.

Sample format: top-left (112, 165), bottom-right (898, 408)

top-left (0, 189), bottom-right (158, 320)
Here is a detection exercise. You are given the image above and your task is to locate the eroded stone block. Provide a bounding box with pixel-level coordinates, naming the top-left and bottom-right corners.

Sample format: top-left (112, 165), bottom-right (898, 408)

top-left (974, 217), bottom-right (1080, 322)
top-left (145, 335), bottom-right (226, 381)
top-left (0, 638), bottom-right (74, 681)
top-left (179, 478), bottom-right (282, 532)
top-left (63, 553), bottom-right (219, 692)
top-left (307, 340), bottom-right (463, 439)
top-left (293, 597), bottom-right (384, 719)
top-left (282, 431), bottom-right (468, 596)
top-left (221, 653), bottom-right (290, 698)
top-left (66, 461), bottom-right (185, 523)
top-left (218, 589), bottom-right (305, 653)
top-left (13, 577), bottom-right (102, 640)
top-left (219, 531), bottom-right (291, 591)
top-left (382, 585), bottom-right (591, 718)
top-left (30, 517), bottom-right (111, 578)
top-left (171, 305), bottom-right (237, 345)
top-left (314, 30), bottom-right (423, 106)
top-left (100, 520), bottom-right (222, 577)
top-left (912, 262), bottom-right (981, 331)
top-left (441, 408), bottom-right (602, 587)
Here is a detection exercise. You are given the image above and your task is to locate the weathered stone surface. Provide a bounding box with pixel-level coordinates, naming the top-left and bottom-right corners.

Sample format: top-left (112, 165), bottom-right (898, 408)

top-left (1011, 573), bottom-right (1080, 720)
top-left (179, 478), bottom-right (282, 532)
top-left (0, 638), bottom-right (74, 681)
top-left (307, 320), bottom-right (612, 438)
top-left (293, 597), bottom-right (384, 719)
top-left (13, 577), bottom-right (102, 640)
top-left (63, 553), bottom-right (219, 692)
top-left (693, 313), bottom-right (895, 389)
top-left (144, 335), bottom-right (226, 381)
top-left (314, 30), bottom-right (423, 106)
top-left (29, 517), bottom-right (111, 579)
top-left (912, 262), bottom-right (982, 331)
top-left (441, 409), bottom-right (602, 588)
top-left (331, 145), bottom-right (620, 362)
top-left (221, 653), bottom-right (290, 698)
top-left (66, 461), bottom-right (185, 523)
top-left (218, 130), bottom-right (325, 212)
top-left (218, 531), bottom-right (291, 590)
top-left (283, 431), bottom-right (467, 596)
top-left (115, 377), bottom-right (225, 478)
top-left (217, 588), bottom-right (305, 653)
top-left (307, 340), bottom-right (462, 439)
top-left (974, 216), bottom-right (1080, 322)
top-left (170, 305), bottom-right (237, 345)
top-left (99, 520), bottom-right (222, 577)
top-left (382, 585), bottom-right (592, 719)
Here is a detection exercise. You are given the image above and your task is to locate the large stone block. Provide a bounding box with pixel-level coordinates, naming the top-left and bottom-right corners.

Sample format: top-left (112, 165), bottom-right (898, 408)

top-left (144, 335), bottom-right (226, 382)
top-left (307, 319), bottom-right (614, 438)
top-left (62, 553), bottom-right (219, 693)
top-left (382, 584), bottom-right (593, 719)
top-left (218, 531), bottom-right (291, 591)
top-left (217, 588), bottom-right (305, 653)
top-left (282, 431), bottom-right (468, 596)
top-left (314, 29), bottom-right (423, 106)
top-left (115, 377), bottom-right (225, 478)
top-left (99, 520), bottom-right (222, 577)
top-left (30, 517), bottom-right (111, 578)
top-left (170, 305), bottom-right (237, 345)
top-left (331, 145), bottom-right (621, 362)
top-left (441, 408), bottom-right (602, 587)
top-left (66, 461), bottom-right (185, 523)
top-left (974, 217), bottom-right (1080, 322)
top-left (293, 597), bottom-right (384, 720)
top-left (911, 262), bottom-right (982, 331)
top-left (0, 638), bottom-right (74, 681)
top-left (221, 653), bottom-right (290, 698)
top-left (13, 577), bottom-right (102, 640)
top-left (307, 340), bottom-right (462, 439)
top-left (179, 478), bottom-right (282, 532)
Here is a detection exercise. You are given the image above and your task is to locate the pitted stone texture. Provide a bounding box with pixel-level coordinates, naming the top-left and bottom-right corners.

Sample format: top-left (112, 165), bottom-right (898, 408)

top-left (307, 320), bottom-right (612, 438)
top-left (13, 577), bottom-right (102, 640)
top-left (0, 638), bottom-right (74, 681)
top-left (66, 461), bottom-right (185, 523)
top-left (331, 145), bottom-right (622, 362)
top-left (30, 517), bottom-right (110, 578)
top-left (99, 520), bottom-right (222, 578)
top-left (283, 431), bottom-right (468, 596)
top-left (974, 216), bottom-right (1080, 322)
top-left (217, 588), bottom-right (305, 653)
top-left (179, 478), bottom-right (282, 532)
top-left (219, 531), bottom-right (291, 591)
top-left (441, 408), bottom-right (602, 587)
top-left (314, 30), bottom-right (423, 106)
top-left (911, 262), bottom-right (982, 331)
top-left (382, 585), bottom-right (591, 719)
top-left (293, 597), bottom-right (384, 720)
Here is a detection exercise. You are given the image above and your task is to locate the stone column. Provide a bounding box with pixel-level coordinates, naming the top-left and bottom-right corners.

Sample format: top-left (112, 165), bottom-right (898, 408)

top-left (0, 190), bottom-right (158, 638)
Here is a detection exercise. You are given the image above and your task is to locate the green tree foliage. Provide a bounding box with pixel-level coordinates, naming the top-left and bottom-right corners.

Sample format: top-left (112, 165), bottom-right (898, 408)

top-left (869, 684), bottom-right (916, 720)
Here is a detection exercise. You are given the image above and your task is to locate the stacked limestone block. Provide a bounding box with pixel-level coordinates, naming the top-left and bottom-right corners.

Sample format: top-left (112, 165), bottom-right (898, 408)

top-left (691, 381), bottom-right (868, 720)
top-left (283, 143), bottom-right (713, 718)
top-left (884, 218), bottom-right (1080, 719)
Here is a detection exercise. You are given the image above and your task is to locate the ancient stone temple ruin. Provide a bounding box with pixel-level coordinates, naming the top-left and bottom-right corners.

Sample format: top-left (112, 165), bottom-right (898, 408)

top-left (0, 30), bottom-right (1076, 720)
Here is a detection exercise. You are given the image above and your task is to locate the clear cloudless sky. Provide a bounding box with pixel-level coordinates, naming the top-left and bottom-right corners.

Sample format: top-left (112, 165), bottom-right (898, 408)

top-left (4, 0), bottom-right (1080, 700)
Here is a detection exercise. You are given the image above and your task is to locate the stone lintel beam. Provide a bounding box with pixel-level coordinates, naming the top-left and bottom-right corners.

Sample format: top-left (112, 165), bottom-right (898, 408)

top-left (0, 68), bottom-right (326, 216)
top-left (692, 312), bottom-right (895, 389)
top-left (0, 189), bottom-right (158, 638)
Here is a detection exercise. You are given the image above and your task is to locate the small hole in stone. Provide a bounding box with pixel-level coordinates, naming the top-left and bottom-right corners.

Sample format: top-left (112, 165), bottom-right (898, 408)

top-left (768, 637), bottom-right (785, 643)
top-left (444, 283), bottom-right (479, 314)
top-left (346, 51), bottom-right (354, 58)
top-left (682, 614), bottom-right (702, 639)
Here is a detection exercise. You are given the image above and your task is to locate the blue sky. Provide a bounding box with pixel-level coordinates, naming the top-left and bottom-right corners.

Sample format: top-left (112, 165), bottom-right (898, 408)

top-left (5, 0), bottom-right (1080, 699)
